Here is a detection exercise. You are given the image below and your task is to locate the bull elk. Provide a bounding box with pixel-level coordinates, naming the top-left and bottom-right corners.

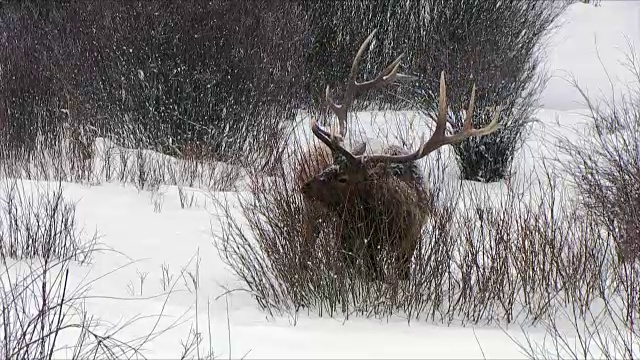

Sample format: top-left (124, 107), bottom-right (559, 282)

top-left (298, 30), bottom-right (499, 280)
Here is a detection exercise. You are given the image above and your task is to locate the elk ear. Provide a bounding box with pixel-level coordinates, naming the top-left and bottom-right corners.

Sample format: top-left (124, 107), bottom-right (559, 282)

top-left (351, 141), bottom-right (367, 156)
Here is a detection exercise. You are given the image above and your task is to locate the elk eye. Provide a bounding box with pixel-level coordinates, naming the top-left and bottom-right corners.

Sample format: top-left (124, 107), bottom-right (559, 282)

top-left (337, 176), bottom-right (348, 183)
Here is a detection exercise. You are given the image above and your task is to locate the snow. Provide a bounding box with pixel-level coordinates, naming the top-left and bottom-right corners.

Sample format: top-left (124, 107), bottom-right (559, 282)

top-left (3, 179), bottom-right (537, 359)
top-left (2, 1), bottom-right (639, 358)
top-left (540, 1), bottom-right (640, 110)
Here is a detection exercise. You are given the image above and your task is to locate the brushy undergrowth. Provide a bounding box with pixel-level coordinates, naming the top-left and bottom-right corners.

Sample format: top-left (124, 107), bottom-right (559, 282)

top-left (418, 0), bottom-right (568, 184)
top-left (302, 0), bottom-right (570, 183)
top-left (215, 109), bottom-right (636, 329)
top-left (508, 44), bottom-right (640, 360)
top-left (0, 178), bottom-right (97, 263)
top-left (0, 0), bottom-right (301, 174)
top-left (0, 176), bottom-right (122, 358)
top-left (0, 177), bottom-right (216, 359)
top-left (0, 125), bottom-right (247, 195)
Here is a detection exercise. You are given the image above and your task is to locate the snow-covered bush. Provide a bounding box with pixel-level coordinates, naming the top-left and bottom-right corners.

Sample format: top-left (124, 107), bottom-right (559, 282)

top-left (299, 0), bottom-right (569, 182)
top-left (416, 0), bottom-right (569, 183)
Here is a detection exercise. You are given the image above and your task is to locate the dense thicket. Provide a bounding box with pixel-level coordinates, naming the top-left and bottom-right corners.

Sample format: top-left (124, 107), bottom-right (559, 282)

top-left (0, 1), bottom-right (306, 166)
top-left (0, 0), bottom-right (568, 180)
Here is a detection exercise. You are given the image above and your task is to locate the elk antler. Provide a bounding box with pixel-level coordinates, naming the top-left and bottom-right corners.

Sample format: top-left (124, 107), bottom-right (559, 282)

top-left (362, 70), bottom-right (500, 164)
top-left (311, 31), bottom-right (498, 167)
top-left (311, 29), bottom-right (415, 160)
top-left (311, 117), bottom-right (360, 164)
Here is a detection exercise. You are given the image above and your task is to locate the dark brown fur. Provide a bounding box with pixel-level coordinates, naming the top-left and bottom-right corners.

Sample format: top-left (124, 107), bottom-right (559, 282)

top-left (298, 143), bottom-right (432, 280)
top-left (294, 141), bottom-right (366, 246)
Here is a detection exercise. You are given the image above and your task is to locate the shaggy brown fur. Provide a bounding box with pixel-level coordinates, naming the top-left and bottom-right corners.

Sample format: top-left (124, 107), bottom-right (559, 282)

top-left (298, 143), bottom-right (432, 280)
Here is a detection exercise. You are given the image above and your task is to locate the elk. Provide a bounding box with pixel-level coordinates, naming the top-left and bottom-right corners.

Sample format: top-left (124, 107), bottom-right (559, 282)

top-left (298, 30), bottom-right (499, 280)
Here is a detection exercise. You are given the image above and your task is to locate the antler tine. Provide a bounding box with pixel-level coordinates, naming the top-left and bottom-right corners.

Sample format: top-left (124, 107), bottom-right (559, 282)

top-left (349, 29), bottom-right (378, 85)
top-left (325, 29), bottom-right (412, 139)
top-left (325, 29), bottom-right (378, 139)
top-left (310, 117), bottom-right (358, 164)
top-left (314, 30), bottom-right (416, 163)
top-left (433, 70), bottom-right (449, 139)
top-left (362, 71), bottom-right (501, 164)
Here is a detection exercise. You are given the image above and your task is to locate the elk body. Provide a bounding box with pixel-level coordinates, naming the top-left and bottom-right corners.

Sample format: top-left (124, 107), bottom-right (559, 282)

top-left (298, 30), bottom-right (499, 280)
top-left (299, 145), bottom-right (433, 280)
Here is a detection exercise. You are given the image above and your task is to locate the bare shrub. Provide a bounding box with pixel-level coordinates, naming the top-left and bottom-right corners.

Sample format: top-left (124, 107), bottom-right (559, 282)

top-left (0, 0), bottom-right (305, 174)
top-left (511, 303), bottom-right (640, 359)
top-left (300, 1), bottom-right (569, 183)
top-left (0, 122), bottom-right (97, 185)
top-left (0, 246), bottom-right (200, 359)
top-left (558, 45), bottom-right (640, 264)
top-left (507, 214), bottom-right (640, 359)
top-left (0, 178), bottom-right (134, 358)
top-left (0, 178), bottom-right (96, 263)
top-left (0, 127), bottom-right (246, 194)
top-left (416, 0), bottom-right (569, 183)
top-left (0, 185), bottom-right (214, 357)
top-left (505, 44), bottom-right (640, 360)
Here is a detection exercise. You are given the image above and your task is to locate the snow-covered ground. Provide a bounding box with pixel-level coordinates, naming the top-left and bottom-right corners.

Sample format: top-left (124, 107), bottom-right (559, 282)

top-left (540, 1), bottom-right (640, 110)
top-left (2, 1), bottom-right (640, 358)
